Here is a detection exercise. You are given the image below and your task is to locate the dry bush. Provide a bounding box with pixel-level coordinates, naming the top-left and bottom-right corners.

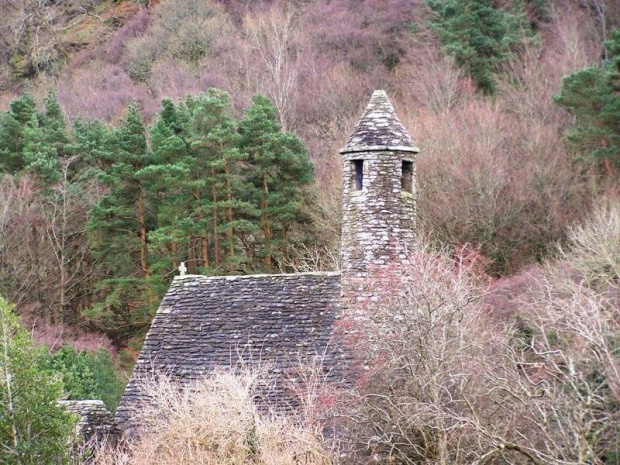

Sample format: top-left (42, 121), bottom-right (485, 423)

top-left (334, 235), bottom-right (620, 463)
top-left (0, 175), bottom-right (55, 312)
top-left (27, 322), bottom-right (115, 355)
top-left (510, 279), bottom-right (620, 463)
top-left (91, 368), bottom-right (332, 465)
top-left (123, 0), bottom-right (233, 83)
top-left (488, 200), bottom-right (620, 462)
top-left (411, 97), bottom-right (589, 275)
top-left (559, 197), bottom-right (620, 288)
top-left (58, 63), bottom-right (157, 122)
top-left (333, 246), bottom-right (501, 463)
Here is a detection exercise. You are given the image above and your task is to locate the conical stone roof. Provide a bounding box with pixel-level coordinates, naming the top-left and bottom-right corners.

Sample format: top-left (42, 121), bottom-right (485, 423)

top-left (341, 90), bottom-right (418, 153)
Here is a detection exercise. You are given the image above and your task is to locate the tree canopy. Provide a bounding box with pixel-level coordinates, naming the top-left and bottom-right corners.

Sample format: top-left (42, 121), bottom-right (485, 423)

top-left (554, 29), bottom-right (620, 176)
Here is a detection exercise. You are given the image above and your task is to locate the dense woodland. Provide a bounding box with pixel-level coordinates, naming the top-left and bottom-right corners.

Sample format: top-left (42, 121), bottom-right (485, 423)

top-left (1, 0), bottom-right (620, 463)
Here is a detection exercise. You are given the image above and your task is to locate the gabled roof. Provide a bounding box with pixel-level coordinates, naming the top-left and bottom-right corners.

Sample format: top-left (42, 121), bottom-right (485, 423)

top-left (341, 90), bottom-right (418, 154)
top-left (115, 272), bottom-right (347, 432)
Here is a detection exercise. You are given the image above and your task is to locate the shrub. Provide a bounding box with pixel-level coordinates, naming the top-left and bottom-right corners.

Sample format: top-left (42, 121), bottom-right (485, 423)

top-left (92, 368), bottom-right (331, 464)
top-left (333, 246), bottom-right (499, 463)
top-left (559, 198), bottom-right (620, 288)
top-left (42, 346), bottom-right (126, 412)
top-left (414, 97), bottom-right (591, 275)
top-left (0, 296), bottom-right (77, 463)
top-left (123, 0), bottom-right (232, 83)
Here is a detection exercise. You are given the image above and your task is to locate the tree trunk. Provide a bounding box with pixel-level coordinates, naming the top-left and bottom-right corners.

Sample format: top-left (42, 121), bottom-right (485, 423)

top-left (193, 191), bottom-right (210, 268)
top-left (58, 261), bottom-right (66, 325)
top-left (604, 157), bottom-right (614, 178)
top-left (201, 234), bottom-right (210, 269)
top-left (171, 241), bottom-right (178, 270)
top-left (137, 181), bottom-right (149, 277)
top-left (188, 238), bottom-right (197, 274)
top-left (261, 173), bottom-right (272, 271)
top-left (211, 169), bottom-right (221, 265)
top-left (226, 164), bottom-right (234, 259)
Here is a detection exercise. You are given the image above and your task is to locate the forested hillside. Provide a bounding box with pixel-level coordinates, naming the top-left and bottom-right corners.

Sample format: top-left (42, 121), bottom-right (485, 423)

top-left (1, 1), bottom-right (619, 455)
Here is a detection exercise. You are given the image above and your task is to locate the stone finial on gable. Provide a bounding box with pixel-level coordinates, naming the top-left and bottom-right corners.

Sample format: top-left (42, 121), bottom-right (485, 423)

top-left (178, 262), bottom-right (187, 277)
top-left (341, 90), bottom-right (418, 153)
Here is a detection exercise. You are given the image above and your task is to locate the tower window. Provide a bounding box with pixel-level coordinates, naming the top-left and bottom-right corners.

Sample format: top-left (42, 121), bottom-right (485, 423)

top-left (353, 160), bottom-right (364, 191)
top-left (401, 161), bottom-right (414, 193)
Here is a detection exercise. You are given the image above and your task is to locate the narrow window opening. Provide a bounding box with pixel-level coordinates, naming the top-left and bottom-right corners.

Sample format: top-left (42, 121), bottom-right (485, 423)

top-left (353, 160), bottom-right (364, 191)
top-left (401, 161), bottom-right (414, 193)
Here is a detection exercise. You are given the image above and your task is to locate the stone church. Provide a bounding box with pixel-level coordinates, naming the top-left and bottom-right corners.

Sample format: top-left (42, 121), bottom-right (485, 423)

top-left (111, 89), bottom-right (419, 434)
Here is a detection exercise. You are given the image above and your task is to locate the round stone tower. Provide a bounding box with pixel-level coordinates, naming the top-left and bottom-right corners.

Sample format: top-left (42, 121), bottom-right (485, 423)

top-left (340, 90), bottom-right (419, 281)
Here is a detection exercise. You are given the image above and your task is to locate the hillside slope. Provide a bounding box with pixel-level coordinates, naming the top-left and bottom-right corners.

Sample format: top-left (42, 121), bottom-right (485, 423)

top-left (0, 0), bottom-right (618, 347)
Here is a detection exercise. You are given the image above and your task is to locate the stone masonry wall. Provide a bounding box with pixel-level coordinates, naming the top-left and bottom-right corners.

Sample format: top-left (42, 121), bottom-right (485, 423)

top-left (60, 400), bottom-right (119, 444)
top-left (340, 150), bottom-right (416, 275)
top-left (339, 90), bottom-right (419, 311)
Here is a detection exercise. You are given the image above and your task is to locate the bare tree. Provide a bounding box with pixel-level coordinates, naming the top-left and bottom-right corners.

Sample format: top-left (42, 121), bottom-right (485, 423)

top-left (44, 156), bottom-right (98, 325)
top-left (332, 240), bottom-right (620, 464)
top-left (0, 175), bottom-right (53, 314)
top-left (243, 4), bottom-right (300, 131)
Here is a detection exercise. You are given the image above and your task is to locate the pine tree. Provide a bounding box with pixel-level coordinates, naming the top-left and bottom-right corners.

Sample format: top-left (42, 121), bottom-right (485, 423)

top-left (240, 95), bottom-right (314, 271)
top-left (427, 0), bottom-right (530, 93)
top-left (93, 102), bottom-right (153, 278)
top-left (143, 99), bottom-right (192, 273)
top-left (554, 29), bottom-right (620, 177)
top-left (0, 91), bottom-right (37, 173)
top-left (87, 103), bottom-right (157, 336)
top-left (0, 297), bottom-right (76, 464)
top-left (146, 92), bottom-right (262, 276)
top-left (199, 91), bottom-right (258, 270)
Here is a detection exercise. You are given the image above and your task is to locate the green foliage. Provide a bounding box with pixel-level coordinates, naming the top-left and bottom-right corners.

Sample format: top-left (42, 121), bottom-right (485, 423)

top-left (0, 91), bottom-right (68, 184)
top-left (42, 346), bottom-right (126, 412)
top-left (240, 95), bottom-right (314, 269)
top-left (427, 0), bottom-right (531, 93)
top-left (0, 92), bottom-right (37, 173)
top-left (0, 87), bottom-right (317, 345)
top-left (145, 90), bottom-right (314, 275)
top-left (87, 102), bottom-right (155, 337)
top-left (0, 297), bottom-right (76, 464)
top-left (554, 29), bottom-right (620, 175)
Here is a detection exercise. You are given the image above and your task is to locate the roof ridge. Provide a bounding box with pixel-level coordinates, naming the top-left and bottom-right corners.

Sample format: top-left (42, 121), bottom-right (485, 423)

top-left (173, 271), bottom-right (341, 281)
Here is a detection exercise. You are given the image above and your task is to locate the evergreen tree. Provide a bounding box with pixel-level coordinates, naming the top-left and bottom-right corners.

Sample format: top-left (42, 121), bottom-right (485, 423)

top-left (143, 99), bottom-right (192, 273)
top-left (427, 0), bottom-right (530, 93)
top-left (194, 90), bottom-right (258, 270)
top-left (70, 119), bottom-right (111, 169)
top-left (91, 102), bottom-right (153, 278)
top-left (240, 95), bottom-right (314, 271)
top-left (0, 91), bottom-right (37, 173)
top-left (0, 92), bottom-right (69, 183)
top-left (0, 297), bottom-right (76, 464)
top-left (554, 29), bottom-right (620, 176)
top-left (87, 103), bottom-right (157, 336)
top-left (146, 91), bottom-right (260, 274)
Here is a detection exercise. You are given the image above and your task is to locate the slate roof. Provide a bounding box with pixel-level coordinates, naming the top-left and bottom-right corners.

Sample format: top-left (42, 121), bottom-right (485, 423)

top-left (115, 272), bottom-right (347, 432)
top-left (341, 90), bottom-right (418, 153)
